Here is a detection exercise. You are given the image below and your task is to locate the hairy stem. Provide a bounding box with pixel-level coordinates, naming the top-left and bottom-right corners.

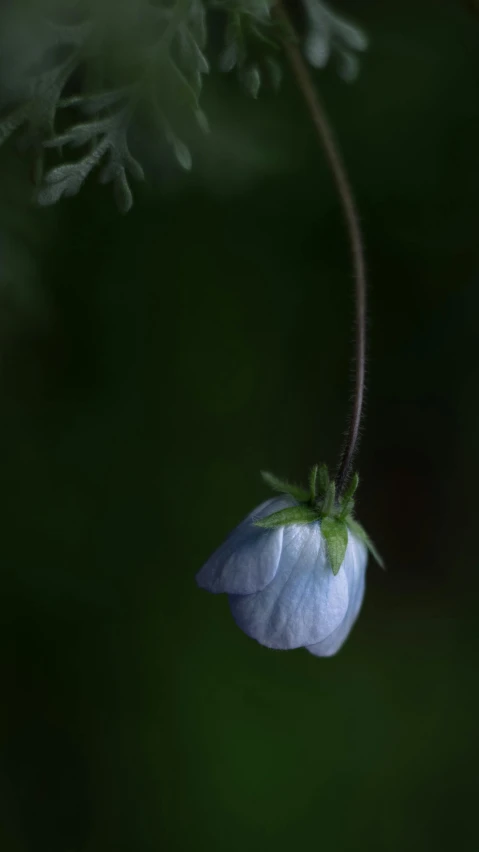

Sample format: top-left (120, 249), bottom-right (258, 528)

top-left (275, 2), bottom-right (367, 497)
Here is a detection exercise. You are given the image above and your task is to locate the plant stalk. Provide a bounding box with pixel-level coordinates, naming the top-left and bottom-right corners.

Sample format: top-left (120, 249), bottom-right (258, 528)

top-left (275, 2), bottom-right (367, 496)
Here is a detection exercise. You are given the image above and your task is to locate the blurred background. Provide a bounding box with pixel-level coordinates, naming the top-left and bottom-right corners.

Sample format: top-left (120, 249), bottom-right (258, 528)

top-left (0, 0), bottom-right (478, 849)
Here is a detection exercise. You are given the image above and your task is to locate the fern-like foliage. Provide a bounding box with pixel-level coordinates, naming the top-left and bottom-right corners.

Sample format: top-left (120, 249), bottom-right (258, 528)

top-left (303, 0), bottom-right (368, 81)
top-left (0, 0), bottom-right (368, 211)
top-left (216, 0), bottom-right (285, 96)
top-left (39, 100), bottom-right (144, 211)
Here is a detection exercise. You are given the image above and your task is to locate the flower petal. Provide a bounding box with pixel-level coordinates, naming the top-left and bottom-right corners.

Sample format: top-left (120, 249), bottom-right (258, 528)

top-left (306, 533), bottom-right (367, 657)
top-left (228, 522), bottom-right (350, 649)
top-left (196, 496), bottom-right (296, 595)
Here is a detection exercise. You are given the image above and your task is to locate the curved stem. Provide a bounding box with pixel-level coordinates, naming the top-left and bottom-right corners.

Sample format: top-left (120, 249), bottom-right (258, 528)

top-left (275, 2), bottom-right (367, 497)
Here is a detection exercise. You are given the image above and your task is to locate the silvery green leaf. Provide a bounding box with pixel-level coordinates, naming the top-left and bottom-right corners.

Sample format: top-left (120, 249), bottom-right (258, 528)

top-left (43, 161), bottom-right (84, 187)
top-left (219, 42), bottom-right (238, 73)
top-left (44, 117), bottom-right (114, 149)
top-left (98, 161), bottom-right (115, 184)
top-left (0, 105), bottom-right (27, 145)
top-left (264, 56), bottom-right (282, 91)
top-left (254, 506), bottom-right (318, 529)
top-left (0, 53), bottom-right (77, 150)
top-left (177, 29), bottom-right (195, 66)
top-left (248, 23), bottom-right (279, 50)
top-left (172, 138), bottom-right (192, 170)
top-left (124, 151), bottom-right (145, 182)
top-left (38, 136), bottom-right (109, 204)
top-left (113, 170), bottom-right (133, 214)
top-left (195, 109), bottom-right (209, 134)
top-left (166, 58), bottom-right (199, 110)
top-left (189, 39), bottom-right (209, 75)
top-left (305, 30), bottom-right (331, 68)
top-left (59, 90), bottom-right (127, 115)
top-left (346, 517), bottom-right (384, 569)
top-left (302, 0), bottom-right (368, 78)
top-left (337, 50), bottom-right (360, 83)
top-left (37, 166), bottom-right (81, 204)
top-left (178, 30), bottom-right (209, 75)
top-left (241, 65), bottom-right (261, 99)
top-left (332, 15), bottom-right (368, 52)
top-left (96, 136), bottom-right (143, 208)
top-left (248, 0), bottom-right (271, 20)
top-left (321, 517), bottom-right (348, 575)
top-left (189, 0), bottom-right (207, 47)
top-left (260, 471), bottom-right (310, 502)
top-left (191, 69), bottom-right (203, 96)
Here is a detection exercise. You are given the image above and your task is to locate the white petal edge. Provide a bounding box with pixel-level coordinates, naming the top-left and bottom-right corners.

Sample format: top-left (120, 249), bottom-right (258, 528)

top-left (306, 533), bottom-right (367, 657)
top-left (195, 495), bottom-right (297, 595)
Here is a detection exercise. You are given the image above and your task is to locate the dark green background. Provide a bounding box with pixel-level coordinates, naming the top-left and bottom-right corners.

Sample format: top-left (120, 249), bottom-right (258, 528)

top-left (0, 0), bottom-right (478, 849)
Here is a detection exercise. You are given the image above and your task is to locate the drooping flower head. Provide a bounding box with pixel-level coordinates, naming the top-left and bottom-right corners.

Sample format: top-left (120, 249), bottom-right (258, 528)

top-left (196, 465), bottom-right (382, 657)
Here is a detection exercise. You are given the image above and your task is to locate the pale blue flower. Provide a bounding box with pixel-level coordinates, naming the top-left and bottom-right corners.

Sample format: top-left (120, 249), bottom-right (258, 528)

top-left (196, 494), bottom-right (368, 656)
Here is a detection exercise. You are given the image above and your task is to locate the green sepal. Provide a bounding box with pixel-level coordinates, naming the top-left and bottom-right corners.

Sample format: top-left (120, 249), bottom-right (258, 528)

top-left (346, 517), bottom-right (384, 569)
top-left (309, 464), bottom-right (318, 502)
top-left (317, 464), bottom-right (329, 498)
top-left (321, 517), bottom-right (348, 575)
top-left (321, 481), bottom-right (336, 517)
top-left (338, 497), bottom-right (355, 521)
top-left (337, 473), bottom-right (359, 519)
top-left (254, 506), bottom-right (318, 529)
top-left (342, 472), bottom-right (359, 503)
top-left (260, 471), bottom-right (309, 502)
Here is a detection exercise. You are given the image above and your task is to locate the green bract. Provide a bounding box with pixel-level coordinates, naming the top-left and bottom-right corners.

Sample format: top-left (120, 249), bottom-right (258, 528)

top-left (255, 465), bottom-right (384, 575)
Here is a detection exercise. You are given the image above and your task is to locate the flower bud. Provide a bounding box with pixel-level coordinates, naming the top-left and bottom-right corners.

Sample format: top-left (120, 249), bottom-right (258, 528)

top-left (196, 495), bottom-right (368, 656)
